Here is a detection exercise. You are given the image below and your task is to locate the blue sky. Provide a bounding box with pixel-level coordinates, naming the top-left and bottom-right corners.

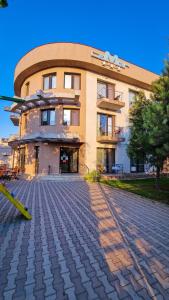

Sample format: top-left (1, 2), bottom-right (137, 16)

top-left (0, 0), bottom-right (169, 138)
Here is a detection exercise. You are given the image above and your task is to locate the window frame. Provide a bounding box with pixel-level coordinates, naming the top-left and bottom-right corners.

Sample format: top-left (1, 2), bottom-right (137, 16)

top-left (97, 81), bottom-right (108, 98)
top-left (25, 82), bottom-right (30, 97)
top-left (41, 109), bottom-right (56, 126)
top-left (97, 113), bottom-right (115, 136)
top-left (97, 147), bottom-right (115, 173)
top-left (63, 108), bottom-right (80, 126)
top-left (128, 89), bottom-right (139, 107)
top-left (43, 73), bottom-right (57, 90)
top-left (64, 73), bottom-right (81, 90)
top-left (24, 113), bottom-right (28, 130)
top-left (97, 80), bottom-right (115, 99)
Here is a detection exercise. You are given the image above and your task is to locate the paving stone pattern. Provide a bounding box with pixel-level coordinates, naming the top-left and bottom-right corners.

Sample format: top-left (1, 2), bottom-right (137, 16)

top-left (0, 180), bottom-right (169, 299)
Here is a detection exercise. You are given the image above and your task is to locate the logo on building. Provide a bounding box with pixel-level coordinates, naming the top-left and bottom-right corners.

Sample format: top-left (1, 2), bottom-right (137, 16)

top-left (91, 50), bottom-right (129, 71)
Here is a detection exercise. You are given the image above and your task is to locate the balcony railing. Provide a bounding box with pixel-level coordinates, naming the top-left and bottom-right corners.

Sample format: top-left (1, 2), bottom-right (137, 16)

top-left (97, 127), bottom-right (125, 144)
top-left (97, 86), bottom-right (125, 111)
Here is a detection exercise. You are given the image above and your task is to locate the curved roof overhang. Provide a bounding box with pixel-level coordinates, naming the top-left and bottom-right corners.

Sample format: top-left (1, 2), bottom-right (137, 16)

top-left (14, 43), bottom-right (159, 96)
top-left (9, 138), bottom-right (83, 147)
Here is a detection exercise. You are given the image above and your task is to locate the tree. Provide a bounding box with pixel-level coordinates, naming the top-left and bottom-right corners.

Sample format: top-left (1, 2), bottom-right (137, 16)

top-left (128, 58), bottom-right (169, 182)
top-left (0, 0), bottom-right (8, 8)
top-left (143, 101), bottom-right (169, 179)
top-left (127, 91), bottom-right (150, 167)
top-left (152, 58), bottom-right (169, 106)
top-left (144, 59), bottom-right (169, 178)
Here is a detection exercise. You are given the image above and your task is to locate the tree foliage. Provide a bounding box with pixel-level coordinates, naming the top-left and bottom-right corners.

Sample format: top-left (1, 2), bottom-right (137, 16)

top-left (128, 91), bottom-right (150, 161)
top-left (128, 59), bottom-right (169, 179)
top-left (0, 0), bottom-right (8, 8)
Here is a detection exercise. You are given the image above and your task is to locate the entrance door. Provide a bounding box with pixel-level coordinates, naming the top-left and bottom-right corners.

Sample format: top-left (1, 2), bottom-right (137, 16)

top-left (60, 147), bottom-right (79, 173)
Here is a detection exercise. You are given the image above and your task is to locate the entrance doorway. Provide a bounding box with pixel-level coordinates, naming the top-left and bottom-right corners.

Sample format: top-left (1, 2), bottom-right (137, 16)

top-left (60, 147), bottom-right (79, 173)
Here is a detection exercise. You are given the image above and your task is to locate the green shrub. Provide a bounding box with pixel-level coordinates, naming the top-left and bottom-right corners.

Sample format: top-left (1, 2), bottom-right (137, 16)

top-left (84, 170), bottom-right (101, 182)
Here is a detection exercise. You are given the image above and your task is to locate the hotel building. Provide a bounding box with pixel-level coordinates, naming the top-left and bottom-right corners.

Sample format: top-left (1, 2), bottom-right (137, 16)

top-left (6, 42), bottom-right (158, 176)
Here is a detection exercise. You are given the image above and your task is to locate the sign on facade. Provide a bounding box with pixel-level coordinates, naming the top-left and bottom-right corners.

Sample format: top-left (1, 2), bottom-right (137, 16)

top-left (91, 50), bottom-right (129, 70)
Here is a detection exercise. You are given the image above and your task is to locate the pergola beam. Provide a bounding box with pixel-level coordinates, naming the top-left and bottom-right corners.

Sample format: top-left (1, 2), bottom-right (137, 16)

top-left (0, 95), bottom-right (25, 104)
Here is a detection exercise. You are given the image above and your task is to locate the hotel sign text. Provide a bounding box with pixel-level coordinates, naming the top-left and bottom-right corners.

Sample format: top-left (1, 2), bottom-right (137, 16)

top-left (91, 50), bottom-right (129, 71)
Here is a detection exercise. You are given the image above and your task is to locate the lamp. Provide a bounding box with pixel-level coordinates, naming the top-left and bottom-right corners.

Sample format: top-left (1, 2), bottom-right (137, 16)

top-left (0, 0), bottom-right (8, 8)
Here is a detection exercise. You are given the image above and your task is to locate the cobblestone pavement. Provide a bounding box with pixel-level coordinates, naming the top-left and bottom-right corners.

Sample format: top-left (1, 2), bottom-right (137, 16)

top-left (0, 180), bottom-right (169, 300)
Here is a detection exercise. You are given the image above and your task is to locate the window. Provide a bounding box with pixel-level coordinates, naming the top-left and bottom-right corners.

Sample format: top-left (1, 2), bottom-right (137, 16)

top-left (25, 82), bottom-right (30, 96)
top-left (129, 90), bottom-right (138, 107)
top-left (24, 114), bottom-right (28, 130)
top-left (43, 73), bottom-right (56, 90)
top-left (97, 81), bottom-right (107, 98)
top-left (64, 73), bottom-right (81, 89)
top-left (41, 109), bottom-right (56, 126)
top-left (97, 148), bottom-right (115, 173)
top-left (63, 109), bottom-right (79, 126)
top-left (97, 114), bottom-right (114, 136)
top-left (130, 156), bottom-right (145, 173)
top-left (97, 81), bottom-right (114, 99)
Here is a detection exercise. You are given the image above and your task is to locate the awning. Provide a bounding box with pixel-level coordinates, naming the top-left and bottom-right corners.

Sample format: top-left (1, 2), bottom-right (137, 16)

top-left (8, 132), bottom-right (84, 147)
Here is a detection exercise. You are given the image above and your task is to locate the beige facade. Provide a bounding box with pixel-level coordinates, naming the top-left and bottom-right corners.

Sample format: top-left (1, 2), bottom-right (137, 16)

top-left (7, 42), bottom-right (158, 176)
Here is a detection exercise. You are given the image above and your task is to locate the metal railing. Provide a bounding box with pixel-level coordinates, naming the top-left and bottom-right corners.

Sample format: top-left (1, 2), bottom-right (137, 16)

top-left (80, 163), bottom-right (89, 174)
top-left (97, 126), bottom-right (124, 141)
top-left (97, 86), bottom-right (123, 101)
top-left (112, 164), bottom-right (124, 174)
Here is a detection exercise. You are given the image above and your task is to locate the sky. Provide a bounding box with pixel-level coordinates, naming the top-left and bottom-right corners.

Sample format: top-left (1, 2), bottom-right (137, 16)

top-left (0, 0), bottom-right (169, 138)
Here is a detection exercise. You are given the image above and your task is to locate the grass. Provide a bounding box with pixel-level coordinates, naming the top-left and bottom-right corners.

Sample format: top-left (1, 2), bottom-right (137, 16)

top-left (101, 177), bottom-right (169, 204)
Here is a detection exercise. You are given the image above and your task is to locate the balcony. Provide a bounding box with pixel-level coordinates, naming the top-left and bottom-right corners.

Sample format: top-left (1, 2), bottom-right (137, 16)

top-left (97, 127), bottom-right (125, 144)
top-left (97, 89), bottom-right (125, 111)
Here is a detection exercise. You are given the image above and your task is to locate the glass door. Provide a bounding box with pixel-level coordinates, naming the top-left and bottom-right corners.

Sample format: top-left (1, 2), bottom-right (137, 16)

top-left (60, 147), bottom-right (79, 173)
top-left (97, 148), bottom-right (115, 173)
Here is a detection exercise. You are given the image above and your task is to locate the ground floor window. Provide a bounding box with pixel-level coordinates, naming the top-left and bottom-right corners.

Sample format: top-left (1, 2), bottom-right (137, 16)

top-left (97, 148), bottom-right (115, 173)
top-left (130, 157), bottom-right (145, 173)
top-left (60, 147), bottom-right (79, 173)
